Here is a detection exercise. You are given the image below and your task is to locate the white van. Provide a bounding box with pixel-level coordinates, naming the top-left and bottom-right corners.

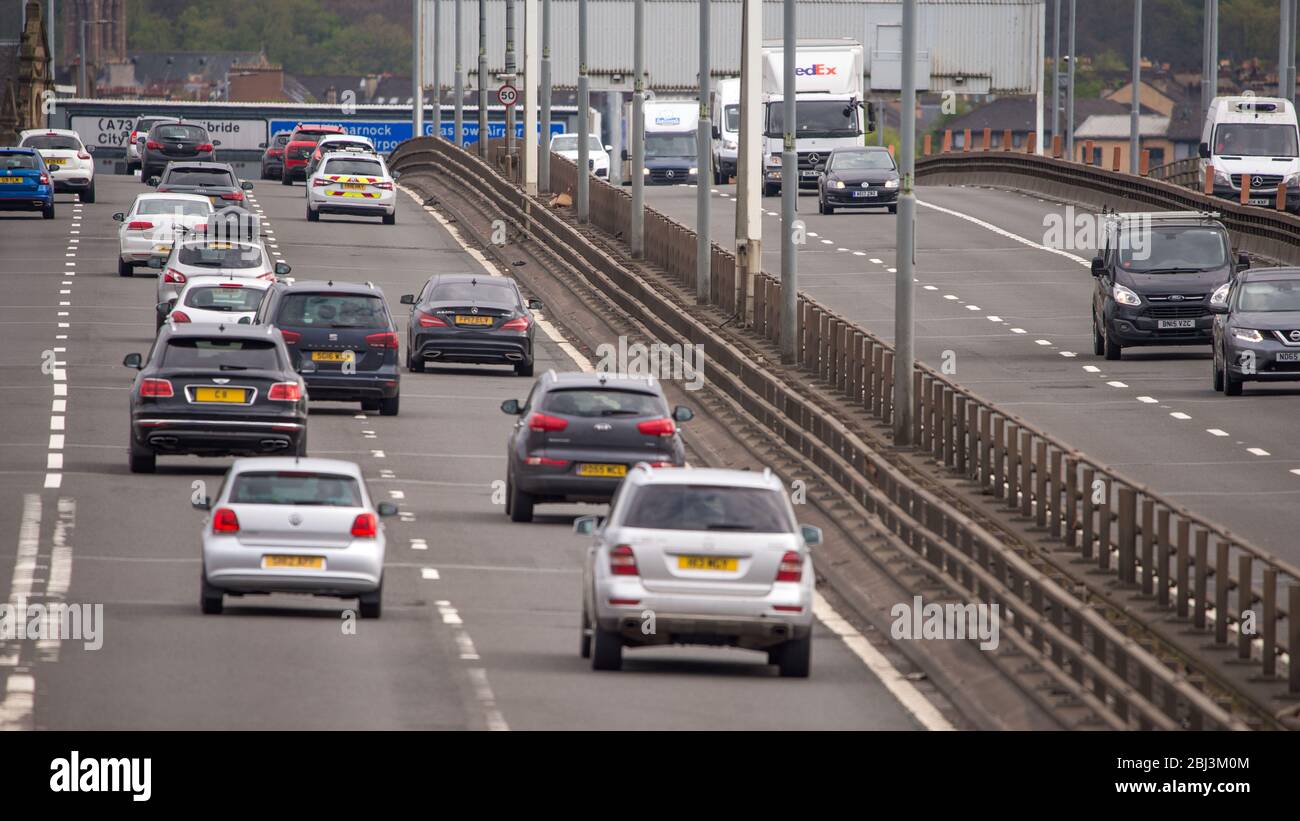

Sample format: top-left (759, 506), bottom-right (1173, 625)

top-left (710, 77), bottom-right (740, 185)
top-left (1199, 95), bottom-right (1300, 212)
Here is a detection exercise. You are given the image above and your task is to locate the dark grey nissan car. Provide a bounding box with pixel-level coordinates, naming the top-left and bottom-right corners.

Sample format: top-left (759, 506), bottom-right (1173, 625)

top-left (500, 371), bottom-right (694, 522)
top-left (1211, 267), bottom-right (1300, 395)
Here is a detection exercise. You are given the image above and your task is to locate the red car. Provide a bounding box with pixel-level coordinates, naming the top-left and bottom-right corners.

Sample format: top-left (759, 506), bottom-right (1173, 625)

top-left (281, 124), bottom-right (345, 185)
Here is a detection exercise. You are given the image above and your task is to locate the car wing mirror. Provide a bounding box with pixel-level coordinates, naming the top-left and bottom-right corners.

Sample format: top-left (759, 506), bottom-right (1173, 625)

top-left (156, 300), bottom-right (174, 316)
top-left (258, 142), bottom-right (267, 149)
top-left (241, 180), bottom-right (254, 190)
top-left (672, 405), bottom-right (694, 423)
top-left (377, 502), bottom-right (399, 517)
top-left (1090, 256), bottom-right (1105, 276)
top-left (237, 316), bottom-right (252, 325)
top-left (296, 359), bottom-right (317, 374)
top-left (85, 145), bottom-right (96, 153)
top-left (112, 211), bottom-right (125, 222)
top-left (212, 139), bottom-right (222, 147)
top-left (800, 524), bottom-right (823, 546)
top-left (122, 352), bottom-right (143, 369)
top-left (500, 398), bottom-right (521, 415)
top-left (1198, 142), bottom-right (1210, 159)
top-left (147, 176), bottom-right (160, 187)
top-left (1237, 252), bottom-right (1250, 270)
top-left (274, 262), bottom-right (291, 276)
top-left (573, 515), bottom-right (599, 535)
top-left (527, 297), bottom-right (543, 310)
top-left (604, 144), bottom-right (613, 152)
top-left (399, 294), bottom-right (415, 305)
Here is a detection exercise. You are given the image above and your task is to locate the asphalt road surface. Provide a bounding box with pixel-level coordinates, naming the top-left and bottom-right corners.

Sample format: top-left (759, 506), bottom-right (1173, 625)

top-left (640, 180), bottom-right (1300, 562)
top-left (0, 173), bottom-right (941, 730)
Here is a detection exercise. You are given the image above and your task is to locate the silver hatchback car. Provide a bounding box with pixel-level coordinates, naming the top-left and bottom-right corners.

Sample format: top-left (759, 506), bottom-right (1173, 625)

top-left (196, 457), bottom-right (396, 617)
top-left (576, 464), bottom-right (821, 677)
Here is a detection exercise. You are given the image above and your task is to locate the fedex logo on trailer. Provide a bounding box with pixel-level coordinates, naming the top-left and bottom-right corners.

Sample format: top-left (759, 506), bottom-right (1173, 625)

top-left (795, 64), bottom-right (838, 77)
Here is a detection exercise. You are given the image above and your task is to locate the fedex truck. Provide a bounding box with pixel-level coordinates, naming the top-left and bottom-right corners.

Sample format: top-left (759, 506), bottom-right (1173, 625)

top-left (761, 38), bottom-right (867, 197)
top-left (624, 99), bottom-right (700, 185)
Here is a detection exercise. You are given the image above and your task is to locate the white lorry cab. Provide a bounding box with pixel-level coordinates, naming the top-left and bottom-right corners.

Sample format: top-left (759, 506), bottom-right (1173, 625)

top-left (1199, 95), bottom-right (1300, 212)
top-left (710, 77), bottom-right (740, 185)
top-left (639, 100), bottom-right (700, 185)
top-left (761, 38), bottom-right (867, 197)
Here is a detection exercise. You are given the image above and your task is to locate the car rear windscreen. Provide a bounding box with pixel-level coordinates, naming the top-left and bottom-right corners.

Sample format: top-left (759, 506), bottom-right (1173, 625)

top-left (184, 285), bottom-right (266, 312)
top-left (164, 168), bottom-right (234, 187)
top-left (153, 125), bottom-right (207, 141)
top-left (22, 135), bottom-right (81, 151)
top-left (228, 472), bottom-right (362, 507)
top-left (138, 199), bottom-right (211, 217)
top-left (323, 159), bottom-right (384, 176)
top-left (161, 338), bottom-right (280, 370)
top-left (0, 154), bottom-right (40, 171)
top-left (177, 243), bottom-right (263, 269)
top-left (429, 281), bottom-right (519, 303)
top-left (277, 293), bottom-right (389, 328)
top-left (622, 484), bottom-right (794, 533)
top-left (542, 389), bottom-right (663, 418)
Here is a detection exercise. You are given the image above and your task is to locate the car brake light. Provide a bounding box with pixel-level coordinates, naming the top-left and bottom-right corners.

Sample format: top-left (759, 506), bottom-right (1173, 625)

top-left (127, 220), bottom-right (154, 231)
top-left (169, 310), bottom-right (191, 323)
top-left (279, 330), bottom-right (301, 344)
top-left (196, 143), bottom-right (214, 152)
top-left (146, 140), bottom-right (162, 150)
top-left (776, 551), bottom-right (803, 582)
top-left (77, 151), bottom-right (91, 160)
top-left (525, 456), bottom-right (569, 466)
top-left (311, 177), bottom-right (328, 187)
top-left (610, 544), bottom-right (639, 576)
top-left (130, 130), bottom-right (138, 143)
top-left (608, 598), bottom-right (641, 606)
top-left (417, 311), bottom-right (448, 327)
top-left (375, 181), bottom-right (394, 190)
top-left (38, 173), bottom-right (49, 185)
top-left (218, 282), bottom-right (243, 287)
top-left (163, 269), bottom-right (187, 284)
top-left (351, 513), bottom-right (378, 538)
top-left (500, 316), bottom-right (530, 331)
top-left (220, 191), bottom-right (244, 201)
top-left (365, 332), bottom-right (399, 349)
top-left (139, 378), bottom-right (174, 398)
top-left (212, 507), bottom-right (240, 534)
top-left (528, 412), bottom-right (569, 432)
top-left (637, 418), bottom-right (676, 437)
top-left (268, 382), bottom-right (302, 401)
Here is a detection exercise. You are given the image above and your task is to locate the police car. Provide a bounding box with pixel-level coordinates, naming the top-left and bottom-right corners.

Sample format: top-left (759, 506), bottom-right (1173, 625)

top-left (305, 149), bottom-right (397, 225)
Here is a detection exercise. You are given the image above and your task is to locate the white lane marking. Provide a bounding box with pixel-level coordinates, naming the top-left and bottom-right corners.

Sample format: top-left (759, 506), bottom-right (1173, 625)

top-left (409, 538), bottom-right (428, 551)
top-left (886, 267), bottom-right (897, 273)
top-left (1290, 469), bottom-right (1300, 476)
top-left (48, 435), bottom-right (63, 449)
top-left (812, 592), bottom-right (955, 731)
top-left (467, 667), bottom-right (508, 731)
top-left (853, 251), bottom-right (866, 256)
top-left (1082, 365), bottom-right (1100, 372)
top-left (1207, 428), bottom-right (1229, 437)
top-left (1059, 351), bottom-right (1076, 357)
top-left (1248, 447), bottom-right (1270, 456)
top-left (0, 495), bottom-right (41, 729)
top-left (370, 449), bottom-right (386, 458)
top-left (869, 258), bottom-right (883, 264)
top-left (1170, 412), bottom-right (1191, 420)
top-left (46, 454), bottom-right (62, 469)
top-left (421, 567), bottom-right (440, 580)
top-left (1136, 396), bottom-right (1158, 403)
top-left (1106, 381), bottom-right (1128, 388)
top-left (965, 304), bottom-right (981, 311)
top-left (943, 294), bottom-right (959, 301)
top-left (986, 315), bottom-right (1002, 322)
top-left (1011, 328), bottom-right (1026, 334)
top-left (43, 474), bottom-right (61, 489)
top-left (1035, 339), bottom-right (1052, 346)
top-left (388, 490), bottom-right (405, 500)
top-left (923, 285), bottom-right (938, 291)
top-left (918, 198), bottom-right (1090, 267)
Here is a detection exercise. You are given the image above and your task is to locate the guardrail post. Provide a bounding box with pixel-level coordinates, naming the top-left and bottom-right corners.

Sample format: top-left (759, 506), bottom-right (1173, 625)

top-left (1001, 129), bottom-right (1012, 150)
top-left (1066, 457), bottom-right (1079, 547)
top-left (1139, 149), bottom-right (1150, 176)
top-left (1019, 431), bottom-right (1033, 518)
top-left (978, 408), bottom-right (992, 489)
top-left (1290, 584), bottom-right (1300, 694)
top-left (930, 380), bottom-right (942, 460)
top-left (941, 387), bottom-right (954, 466)
top-left (1237, 554), bottom-right (1253, 660)
top-left (849, 331), bottom-right (863, 403)
top-left (881, 350), bottom-right (894, 426)
top-left (917, 375), bottom-right (931, 451)
top-left (828, 319), bottom-right (841, 386)
top-left (923, 133), bottom-right (932, 156)
top-left (962, 128), bottom-right (971, 151)
top-left (1005, 424), bottom-right (1019, 510)
top-left (1117, 488), bottom-right (1136, 585)
top-left (1051, 134), bottom-right (1062, 158)
top-left (1176, 520), bottom-right (1191, 618)
top-left (1140, 499), bottom-right (1155, 595)
top-left (1203, 163), bottom-right (1215, 195)
top-left (993, 417), bottom-right (1007, 500)
top-left (911, 371), bottom-right (923, 448)
top-left (982, 127), bottom-right (991, 151)
top-left (1193, 530), bottom-right (1209, 629)
top-left (1214, 540), bottom-right (1230, 645)
top-left (1097, 480), bottom-right (1111, 571)
top-left (942, 129), bottom-right (952, 152)
top-left (1034, 442), bottom-right (1048, 527)
top-left (1048, 449), bottom-right (1062, 539)
top-left (839, 324), bottom-right (851, 394)
top-left (1262, 569), bottom-right (1277, 677)
top-left (871, 344), bottom-right (884, 417)
top-left (1156, 508), bottom-right (1171, 607)
top-left (955, 395), bottom-right (967, 474)
top-left (1025, 131), bottom-right (1036, 154)
top-left (1279, 181), bottom-right (1289, 211)
top-left (1111, 145), bottom-right (1121, 172)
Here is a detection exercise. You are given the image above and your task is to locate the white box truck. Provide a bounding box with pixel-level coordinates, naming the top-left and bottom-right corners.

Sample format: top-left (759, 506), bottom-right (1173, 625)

top-left (1199, 95), bottom-right (1300, 212)
top-left (761, 38), bottom-right (867, 197)
top-left (710, 77), bottom-right (740, 185)
top-left (623, 99), bottom-right (700, 185)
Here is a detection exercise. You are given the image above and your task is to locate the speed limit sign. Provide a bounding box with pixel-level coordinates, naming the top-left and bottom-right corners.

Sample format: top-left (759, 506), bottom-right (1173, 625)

top-left (497, 84), bottom-right (518, 107)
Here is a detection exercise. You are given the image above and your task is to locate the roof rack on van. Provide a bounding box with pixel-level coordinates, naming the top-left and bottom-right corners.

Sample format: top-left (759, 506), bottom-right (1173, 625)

top-left (1103, 210), bottom-right (1221, 222)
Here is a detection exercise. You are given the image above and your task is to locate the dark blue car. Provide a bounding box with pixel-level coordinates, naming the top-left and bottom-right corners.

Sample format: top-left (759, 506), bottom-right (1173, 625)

top-left (0, 147), bottom-right (54, 219)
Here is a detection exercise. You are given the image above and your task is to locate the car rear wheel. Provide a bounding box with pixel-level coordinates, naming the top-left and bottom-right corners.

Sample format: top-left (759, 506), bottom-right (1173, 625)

top-left (591, 626), bottom-right (622, 671)
top-left (514, 359), bottom-right (534, 377)
top-left (359, 585), bottom-right (382, 619)
top-left (281, 174), bottom-right (292, 186)
top-left (407, 352), bottom-right (425, 372)
top-left (1224, 357), bottom-right (1244, 396)
top-left (1212, 350), bottom-right (1225, 392)
top-left (306, 205), bottom-right (319, 222)
top-left (379, 395), bottom-right (400, 416)
top-left (887, 205), bottom-right (898, 214)
top-left (508, 477), bottom-right (534, 523)
top-left (774, 633), bottom-right (812, 678)
top-left (42, 202), bottom-right (54, 220)
top-left (382, 212), bottom-right (396, 225)
top-left (118, 258), bottom-right (133, 277)
top-left (823, 200), bottom-right (835, 215)
top-left (295, 430), bottom-right (308, 457)
top-left (128, 437), bottom-right (156, 474)
top-left (81, 183), bottom-right (95, 204)
top-left (200, 576), bottom-right (224, 615)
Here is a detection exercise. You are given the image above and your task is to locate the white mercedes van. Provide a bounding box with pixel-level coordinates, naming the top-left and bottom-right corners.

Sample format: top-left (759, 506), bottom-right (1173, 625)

top-left (1198, 95), bottom-right (1300, 212)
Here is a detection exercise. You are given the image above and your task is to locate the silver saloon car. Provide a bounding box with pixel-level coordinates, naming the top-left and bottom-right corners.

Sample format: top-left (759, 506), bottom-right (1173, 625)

top-left (197, 457), bottom-right (396, 617)
top-left (576, 464), bottom-right (821, 677)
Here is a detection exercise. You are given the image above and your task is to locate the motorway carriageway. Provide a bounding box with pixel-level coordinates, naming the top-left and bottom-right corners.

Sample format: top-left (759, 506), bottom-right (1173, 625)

top-left (0, 173), bottom-right (959, 730)
top-left (640, 181), bottom-right (1300, 562)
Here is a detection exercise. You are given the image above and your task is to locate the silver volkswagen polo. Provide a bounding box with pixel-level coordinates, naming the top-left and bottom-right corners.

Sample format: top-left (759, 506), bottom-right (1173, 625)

top-left (196, 457), bottom-right (395, 617)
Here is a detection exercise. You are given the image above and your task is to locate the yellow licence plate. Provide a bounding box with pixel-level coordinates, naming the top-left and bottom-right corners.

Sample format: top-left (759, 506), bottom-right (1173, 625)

top-left (152, 243), bottom-right (172, 253)
top-left (311, 351), bottom-right (352, 362)
top-left (454, 315), bottom-right (494, 326)
top-left (262, 555), bottom-right (325, 569)
top-left (193, 387), bottom-right (247, 403)
top-left (577, 463), bottom-right (627, 478)
top-left (46, 158), bottom-right (67, 166)
top-left (342, 183), bottom-right (366, 190)
top-left (0, 176), bottom-right (22, 184)
top-left (677, 555), bottom-right (740, 572)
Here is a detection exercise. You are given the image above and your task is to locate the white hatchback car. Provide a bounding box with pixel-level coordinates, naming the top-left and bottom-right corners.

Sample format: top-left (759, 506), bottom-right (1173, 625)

top-left (161, 275), bottom-right (271, 327)
top-left (549, 133), bottom-right (611, 178)
top-left (196, 457), bottom-right (396, 617)
top-left (114, 193), bottom-right (213, 277)
top-left (306, 151), bottom-right (396, 224)
top-left (18, 128), bottom-right (97, 202)
top-left (149, 238), bottom-right (288, 329)
top-left (576, 464), bottom-right (820, 677)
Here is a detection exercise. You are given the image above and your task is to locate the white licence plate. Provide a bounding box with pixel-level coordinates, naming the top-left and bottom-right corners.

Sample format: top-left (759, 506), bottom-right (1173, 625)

top-left (1277, 352), bottom-right (1300, 362)
top-left (852, 190), bottom-right (878, 198)
top-left (800, 170), bottom-right (819, 178)
top-left (1157, 319), bottom-right (1196, 329)
top-left (1248, 198), bottom-right (1272, 206)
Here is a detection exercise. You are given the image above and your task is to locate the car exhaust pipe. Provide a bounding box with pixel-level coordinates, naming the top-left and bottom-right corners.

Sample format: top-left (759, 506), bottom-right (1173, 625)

top-left (148, 435), bottom-right (179, 448)
top-left (504, 353), bottom-right (524, 361)
top-left (262, 439), bottom-right (289, 450)
top-left (423, 351), bottom-right (442, 359)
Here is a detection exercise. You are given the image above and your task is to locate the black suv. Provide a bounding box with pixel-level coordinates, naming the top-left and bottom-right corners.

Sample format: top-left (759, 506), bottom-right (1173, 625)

top-left (499, 370), bottom-right (693, 522)
top-left (253, 280), bottom-right (402, 415)
top-left (123, 323), bottom-right (309, 473)
top-left (1090, 211), bottom-right (1247, 360)
top-left (400, 273), bottom-right (541, 376)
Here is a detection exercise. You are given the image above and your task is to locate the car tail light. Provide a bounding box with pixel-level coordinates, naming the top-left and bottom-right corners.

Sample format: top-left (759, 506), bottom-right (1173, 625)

top-left (169, 310), bottom-right (191, 323)
top-left (610, 544), bottom-right (639, 576)
top-left (365, 332), bottom-right (399, 349)
top-left (416, 311), bottom-right (448, 327)
top-left (212, 507), bottom-right (240, 534)
top-left (637, 418), bottom-right (676, 437)
top-left (220, 191), bottom-right (244, 201)
top-left (38, 172), bottom-right (49, 185)
top-left (500, 316), bottom-right (530, 331)
top-left (163, 269), bottom-right (187, 284)
top-left (524, 456), bottom-right (569, 466)
top-left (776, 551), bottom-right (803, 583)
top-left (218, 282), bottom-right (243, 287)
top-left (268, 382), bottom-right (302, 401)
top-left (350, 513), bottom-right (378, 538)
top-left (528, 412), bottom-right (568, 432)
top-left (196, 143), bottom-right (214, 152)
top-left (375, 181), bottom-right (394, 190)
top-left (77, 150), bottom-right (91, 160)
top-left (608, 598), bottom-right (641, 606)
top-left (646, 461), bottom-right (674, 468)
top-left (773, 605), bottom-right (804, 613)
top-left (130, 130), bottom-right (138, 144)
top-left (146, 140), bottom-right (162, 150)
top-left (279, 330), bottom-right (301, 345)
top-left (139, 378), bottom-right (174, 398)
top-left (127, 220), bottom-right (154, 231)
top-left (311, 177), bottom-right (329, 187)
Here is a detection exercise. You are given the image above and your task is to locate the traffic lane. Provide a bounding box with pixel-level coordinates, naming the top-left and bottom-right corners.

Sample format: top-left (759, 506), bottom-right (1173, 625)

top-left (643, 182), bottom-right (1300, 556)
